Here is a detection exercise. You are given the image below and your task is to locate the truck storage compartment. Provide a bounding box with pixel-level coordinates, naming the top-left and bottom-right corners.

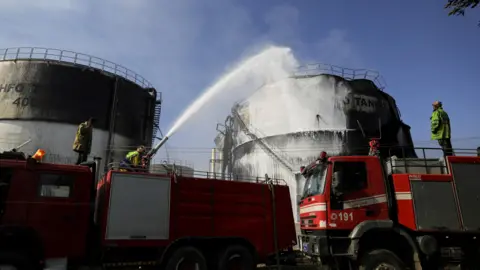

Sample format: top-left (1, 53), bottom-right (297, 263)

top-left (450, 162), bottom-right (480, 231)
top-left (411, 181), bottom-right (461, 231)
top-left (386, 157), bottom-right (447, 175)
top-left (105, 172), bottom-right (171, 240)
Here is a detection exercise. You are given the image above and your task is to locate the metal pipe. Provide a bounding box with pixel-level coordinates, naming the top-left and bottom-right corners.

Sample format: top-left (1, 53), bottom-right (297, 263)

top-left (267, 174), bottom-right (281, 268)
top-left (219, 151), bottom-right (224, 179)
top-left (12, 138), bottom-right (32, 152)
top-left (210, 148), bottom-right (216, 176)
top-left (146, 136), bottom-right (169, 158)
top-left (93, 156), bottom-right (102, 185)
top-left (104, 77), bottom-right (119, 172)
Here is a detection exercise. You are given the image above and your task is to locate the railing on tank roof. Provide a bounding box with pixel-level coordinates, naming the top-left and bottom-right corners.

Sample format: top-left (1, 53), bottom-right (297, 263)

top-left (107, 162), bottom-right (287, 185)
top-left (0, 47), bottom-right (154, 89)
top-left (293, 63), bottom-right (387, 91)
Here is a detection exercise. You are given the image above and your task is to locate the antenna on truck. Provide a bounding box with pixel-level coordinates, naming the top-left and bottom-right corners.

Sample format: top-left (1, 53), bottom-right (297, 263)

top-left (356, 120), bottom-right (366, 138)
top-left (356, 118), bottom-right (382, 140)
top-left (10, 138), bottom-right (32, 152)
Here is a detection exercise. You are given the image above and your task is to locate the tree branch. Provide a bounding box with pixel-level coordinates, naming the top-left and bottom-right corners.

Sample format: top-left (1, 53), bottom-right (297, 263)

top-left (445, 0), bottom-right (479, 16)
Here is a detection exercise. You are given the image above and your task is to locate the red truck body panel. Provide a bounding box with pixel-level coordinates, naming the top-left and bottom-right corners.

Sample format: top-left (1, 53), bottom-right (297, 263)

top-left (1, 159), bottom-right (297, 263)
top-left (300, 194), bottom-right (327, 229)
top-left (300, 154), bottom-right (480, 235)
top-left (394, 156), bottom-right (480, 232)
top-left (300, 156), bottom-right (390, 231)
top-left (0, 160), bottom-right (93, 258)
top-left (392, 173), bottom-right (453, 231)
top-left (96, 171), bottom-right (296, 261)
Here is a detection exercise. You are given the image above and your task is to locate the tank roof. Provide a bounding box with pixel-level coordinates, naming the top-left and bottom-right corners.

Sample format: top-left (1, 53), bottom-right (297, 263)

top-left (0, 47), bottom-right (154, 89)
top-left (293, 63), bottom-right (387, 91)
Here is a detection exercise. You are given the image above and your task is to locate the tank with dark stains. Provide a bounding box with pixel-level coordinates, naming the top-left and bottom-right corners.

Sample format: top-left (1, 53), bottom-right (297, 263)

top-left (213, 64), bottom-right (416, 221)
top-left (0, 47), bottom-right (162, 171)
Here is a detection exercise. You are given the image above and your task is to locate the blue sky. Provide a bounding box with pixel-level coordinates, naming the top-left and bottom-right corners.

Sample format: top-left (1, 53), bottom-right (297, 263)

top-left (1, 0), bottom-right (479, 169)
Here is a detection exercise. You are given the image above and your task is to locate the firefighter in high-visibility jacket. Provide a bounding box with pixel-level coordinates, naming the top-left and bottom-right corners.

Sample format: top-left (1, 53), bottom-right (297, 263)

top-left (119, 146), bottom-right (146, 172)
top-left (73, 117), bottom-right (95, 165)
top-left (431, 101), bottom-right (453, 156)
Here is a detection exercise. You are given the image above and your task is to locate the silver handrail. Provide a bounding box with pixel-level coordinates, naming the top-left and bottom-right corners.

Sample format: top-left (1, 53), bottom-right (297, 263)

top-left (0, 47), bottom-right (153, 89)
top-left (293, 62), bottom-right (387, 90)
top-left (107, 161), bottom-right (288, 185)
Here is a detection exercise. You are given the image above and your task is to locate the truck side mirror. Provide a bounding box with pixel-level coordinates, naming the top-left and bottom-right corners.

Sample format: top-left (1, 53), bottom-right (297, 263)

top-left (332, 171), bottom-right (344, 197)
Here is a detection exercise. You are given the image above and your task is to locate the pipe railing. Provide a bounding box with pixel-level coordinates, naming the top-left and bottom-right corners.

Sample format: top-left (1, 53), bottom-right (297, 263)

top-left (293, 62), bottom-right (387, 90)
top-left (0, 47), bottom-right (153, 89)
top-left (106, 162), bottom-right (287, 185)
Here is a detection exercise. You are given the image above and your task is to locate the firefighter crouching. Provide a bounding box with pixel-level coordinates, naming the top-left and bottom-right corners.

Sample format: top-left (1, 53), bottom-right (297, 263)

top-left (119, 146), bottom-right (146, 172)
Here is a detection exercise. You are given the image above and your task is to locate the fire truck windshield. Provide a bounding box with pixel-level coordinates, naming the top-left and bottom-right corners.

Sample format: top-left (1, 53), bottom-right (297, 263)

top-left (301, 165), bottom-right (327, 199)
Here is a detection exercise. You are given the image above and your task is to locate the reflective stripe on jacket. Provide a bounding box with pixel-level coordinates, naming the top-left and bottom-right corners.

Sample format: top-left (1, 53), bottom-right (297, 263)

top-left (431, 108), bottom-right (451, 140)
top-left (123, 151), bottom-right (142, 167)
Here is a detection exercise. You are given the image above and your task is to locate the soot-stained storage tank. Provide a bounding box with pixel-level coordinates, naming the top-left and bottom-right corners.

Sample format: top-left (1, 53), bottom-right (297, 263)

top-left (0, 47), bottom-right (161, 171)
top-left (213, 64), bottom-right (416, 222)
top-left (150, 160), bottom-right (194, 177)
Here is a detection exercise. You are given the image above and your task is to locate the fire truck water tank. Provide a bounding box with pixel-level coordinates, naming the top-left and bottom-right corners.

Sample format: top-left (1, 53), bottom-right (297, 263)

top-left (0, 48), bottom-right (161, 171)
top-left (219, 66), bottom-right (416, 222)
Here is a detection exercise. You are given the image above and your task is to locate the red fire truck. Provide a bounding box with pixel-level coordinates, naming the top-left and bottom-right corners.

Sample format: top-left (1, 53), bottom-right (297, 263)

top-left (0, 150), bottom-right (297, 270)
top-left (299, 148), bottom-right (480, 269)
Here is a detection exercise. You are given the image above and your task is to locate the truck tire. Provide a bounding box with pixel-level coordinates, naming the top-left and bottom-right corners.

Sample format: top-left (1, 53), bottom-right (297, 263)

top-left (0, 252), bottom-right (34, 270)
top-left (164, 246), bottom-right (208, 270)
top-left (359, 249), bottom-right (406, 270)
top-left (217, 245), bottom-right (255, 270)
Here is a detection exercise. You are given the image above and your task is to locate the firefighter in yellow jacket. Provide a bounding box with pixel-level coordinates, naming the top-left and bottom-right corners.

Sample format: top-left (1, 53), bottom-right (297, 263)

top-left (73, 118), bottom-right (95, 165)
top-left (430, 101), bottom-right (453, 156)
top-left (119, 146), bottom-right (146, 172)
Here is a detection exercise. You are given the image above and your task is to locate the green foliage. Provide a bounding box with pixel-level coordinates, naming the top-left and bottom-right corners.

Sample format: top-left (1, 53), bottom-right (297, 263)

top-left (445, 0), bottom-right (479, 16)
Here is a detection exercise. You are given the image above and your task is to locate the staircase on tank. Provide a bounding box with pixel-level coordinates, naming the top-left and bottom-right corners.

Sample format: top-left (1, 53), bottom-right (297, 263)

top-left (232, 108), bottom-right (296, 172)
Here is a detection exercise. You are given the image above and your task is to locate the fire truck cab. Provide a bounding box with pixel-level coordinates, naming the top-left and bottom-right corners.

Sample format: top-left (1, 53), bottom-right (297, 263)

top-left (299, 149), bottom-right (480, 269)
top-left (0, 151), bottom-right (297, 270)
top-left (0, 151), bottom-right (94, 269)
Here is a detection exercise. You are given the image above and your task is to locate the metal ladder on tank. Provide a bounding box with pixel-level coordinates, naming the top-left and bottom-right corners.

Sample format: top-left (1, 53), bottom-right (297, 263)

top-left (231, 108), bottom-right (295, 172)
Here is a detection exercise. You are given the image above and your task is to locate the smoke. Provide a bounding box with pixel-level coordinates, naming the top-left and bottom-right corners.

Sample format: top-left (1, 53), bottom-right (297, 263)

top-left (232, 75), bottom-right (352, 222)
top-left (242, 76), bottom-right (350, 139)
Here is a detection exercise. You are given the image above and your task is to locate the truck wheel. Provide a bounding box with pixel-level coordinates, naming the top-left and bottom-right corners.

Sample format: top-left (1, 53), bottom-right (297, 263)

top-left (0, 252), bottom-right (34, 270)
top-left (359, 249), bottom-right (406, 270)
top-left (165, 246), bottom-right (208, 270)
top-left (217, 245), bottom-right (255, 270)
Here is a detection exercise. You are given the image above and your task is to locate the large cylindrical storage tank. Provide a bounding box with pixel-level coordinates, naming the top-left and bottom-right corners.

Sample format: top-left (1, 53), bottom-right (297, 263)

top-left (226, 65), bottom-right (416, 222)
top-left (150, 163), bottom-right (194, 177)
top-left (0, 47), bottom-right (161, 171)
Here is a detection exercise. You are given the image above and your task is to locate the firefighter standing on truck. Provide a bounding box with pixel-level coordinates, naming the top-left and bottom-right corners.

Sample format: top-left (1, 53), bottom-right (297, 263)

top-left (73, 117), bottom-right (95, 165)
top-left (430, 101), bottom-right (453, 156)
top-left (119, 146), bottom-right (146, 172)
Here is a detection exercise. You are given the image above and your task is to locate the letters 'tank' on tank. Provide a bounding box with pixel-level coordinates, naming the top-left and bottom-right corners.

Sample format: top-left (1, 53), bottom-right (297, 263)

top-left (212, 63), bottom-right (416, 222)
top-left (0, 47), bottom-right (162, 170)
